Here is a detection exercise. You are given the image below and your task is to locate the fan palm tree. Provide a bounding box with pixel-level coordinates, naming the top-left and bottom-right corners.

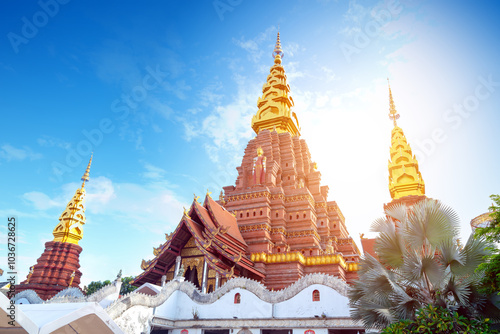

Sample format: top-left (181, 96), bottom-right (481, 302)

top-left (349, 198), bottom-right (497, 329)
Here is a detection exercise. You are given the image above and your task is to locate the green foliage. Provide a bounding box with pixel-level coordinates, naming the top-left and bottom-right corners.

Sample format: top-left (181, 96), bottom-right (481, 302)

top-left (477, 254), bottom-right (500, 295)
top-left (120, 276), bottom-right (137, 296)
top-left (349, 199), bottom-right (497, 329)
top-left (475, 195), bottom-right (500, 243)
top-left (83, 276), bottom-right (137, 296)
top-left (475, 195), bottom-right (500, 296)
top-left (382, 304), bottom-right (498, 334)
top-left (84, 280), bottom-right (111, 295)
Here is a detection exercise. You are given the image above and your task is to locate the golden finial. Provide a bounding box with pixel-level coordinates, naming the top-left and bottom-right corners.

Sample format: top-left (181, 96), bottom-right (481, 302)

top-left (206, 189), bottom-right (212, 197)
top-left (194, 193), bottom-right (200, 203)
top-left (387, 78), bottom-right (400, 127)
top-left (273, 31), bottom-right (283, 58)
top-left (183, 206), bottom-right (191, 218)
top-left (81, 153), bottom-right (92, 188)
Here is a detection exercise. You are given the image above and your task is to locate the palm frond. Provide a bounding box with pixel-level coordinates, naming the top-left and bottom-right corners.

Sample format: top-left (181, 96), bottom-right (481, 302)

top-left (374, 229), bottom-right (405, 268)
top-left (385, 204), bottom-right (408, 224)
top-left (400, 251), bottom-right (444, 300)
top-left (444, 276), bottom-right (472, 306)
top-left (404, 199), bottom-right (459, 250)
top-left (451, 234), bottom-right (493, 276)
top-left (370, 217), bottom-right (394, 234)
top-left (390, 290), bottom-right (421, 320)
top-left (438, 238), bottom-right (464, 268)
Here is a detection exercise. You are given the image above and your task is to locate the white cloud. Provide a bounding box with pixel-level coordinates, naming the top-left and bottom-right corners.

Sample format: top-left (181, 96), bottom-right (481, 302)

top-left (183, 82), bottom-right (257, 164)
top-left (161, 80), bottom-right (191, 100)
top-left (199, 81), bottom-right (224, 107)
top-left (37, 136), bottom-right (72, 150)
top-left (22, 192), bottom-right (62, 211)
top-left (339, 0), bottom-right (369, 36)
top-left (0, 144), bottom-right (42, 162)
top-left (21, 168), bottom-right (187, 236)
top-left (141, 162), bottom-right (166, 180)
top-left (233, 26), bottom-right (277, 64)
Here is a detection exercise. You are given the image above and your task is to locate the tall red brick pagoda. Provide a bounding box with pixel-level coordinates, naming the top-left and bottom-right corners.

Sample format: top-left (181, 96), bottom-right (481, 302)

top-left (15, 156), bottom-right (92, 300)
top-left (133, 33), bottom-right (361, 291)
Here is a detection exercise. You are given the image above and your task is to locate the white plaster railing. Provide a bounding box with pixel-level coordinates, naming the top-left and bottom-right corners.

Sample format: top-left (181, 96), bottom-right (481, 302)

top-left (106, 273), bottom-right (347, 320)
top-left (12, 278), bottom-right (122, 305)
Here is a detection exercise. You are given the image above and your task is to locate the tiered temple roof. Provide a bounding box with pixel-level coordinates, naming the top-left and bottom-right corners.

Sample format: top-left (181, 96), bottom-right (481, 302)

top-left (132, 194), bottom-right (265, 288)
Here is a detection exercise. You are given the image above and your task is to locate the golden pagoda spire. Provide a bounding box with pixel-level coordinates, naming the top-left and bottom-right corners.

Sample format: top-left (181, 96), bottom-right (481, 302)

top-left (251, 32), bottom-right (300, 136)
top-left (387, 78), bottom-right (400, 126)
top-left (52, 154), bottom-right (92, 245)
top-left (386, 81), bottom-right (425, 200)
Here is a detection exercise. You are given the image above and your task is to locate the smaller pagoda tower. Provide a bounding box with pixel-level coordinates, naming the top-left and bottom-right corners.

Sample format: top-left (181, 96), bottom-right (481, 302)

top-left (361, 81), bottom-right (427, 256)
top-left (385, 79), bottom-right (426, 209)
top-left (15, 155), bottom-right (93, 300)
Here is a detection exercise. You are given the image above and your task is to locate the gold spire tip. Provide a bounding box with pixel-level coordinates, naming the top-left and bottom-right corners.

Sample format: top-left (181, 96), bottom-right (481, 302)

top-left (81, 153), bottom-right (93, 186)
top-left (272, 31), bottom-right (283, 58)
top-left (387, 78), bottom-right (399, 126)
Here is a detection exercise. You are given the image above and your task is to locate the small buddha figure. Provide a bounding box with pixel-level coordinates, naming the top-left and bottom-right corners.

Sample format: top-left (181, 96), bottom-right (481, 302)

top-left (325, 239), bottom-right (334, 254)
top-left (68, 270), bottom-right (76, 286)
top-left (26, 266), bottom-right (34, 283)
top-left (298, 178), bottom-right (305, 188)
top-left (253, 146), bottom-right (266, 185)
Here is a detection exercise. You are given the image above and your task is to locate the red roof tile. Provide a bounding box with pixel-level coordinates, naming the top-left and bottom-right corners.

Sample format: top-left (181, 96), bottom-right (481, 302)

top-left (205, 195), bottom-right (246, 245)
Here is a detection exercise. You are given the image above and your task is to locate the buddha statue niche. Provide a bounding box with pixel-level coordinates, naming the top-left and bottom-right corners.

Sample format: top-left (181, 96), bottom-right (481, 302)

top-left (253, 146), bottom-right (266, 185)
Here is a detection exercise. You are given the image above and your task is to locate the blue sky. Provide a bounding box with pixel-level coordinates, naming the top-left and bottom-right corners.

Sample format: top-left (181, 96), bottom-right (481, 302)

top-left (1, 0), bottom-right (500, 286)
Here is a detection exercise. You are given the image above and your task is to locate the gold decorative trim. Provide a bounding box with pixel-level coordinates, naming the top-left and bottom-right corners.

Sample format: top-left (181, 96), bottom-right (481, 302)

top-left (249, 252), bottom-right (358, 271)
top-left (271, 227), bottom-right (286, 235)
top-left (239, 225), bottom-right (319, 241)
top-left (141, 259), bottom-right (153, 270)
top-left (225, 191), bottom-right (271, 203)
top-left (153, 245), bottom-right (162, 256)
top-left (181, 247), bottom-right (203, 257)
top-left (239, 224), bottom-right (271, 233)
top-left (287, 229), bottom-right (320, 241)
top-left (181, 257), bottom-right (203, 285)
top-left (185, 237), bottom-right (197, 248)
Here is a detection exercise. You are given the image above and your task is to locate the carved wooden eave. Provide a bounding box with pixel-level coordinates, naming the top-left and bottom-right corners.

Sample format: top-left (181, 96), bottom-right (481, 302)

top-left (132, 195), bottom-right (264, 287)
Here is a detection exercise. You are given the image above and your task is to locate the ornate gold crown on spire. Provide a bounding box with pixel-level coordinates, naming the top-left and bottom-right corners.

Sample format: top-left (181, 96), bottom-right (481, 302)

top-left (52, 154), bottom-right (93, 245)
top-left (251, 32), bottom-right (301, 136)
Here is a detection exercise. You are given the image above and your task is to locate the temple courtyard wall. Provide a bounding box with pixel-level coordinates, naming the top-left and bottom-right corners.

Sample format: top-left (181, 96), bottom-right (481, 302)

top-left (111, 274), bottom-right (364, 334)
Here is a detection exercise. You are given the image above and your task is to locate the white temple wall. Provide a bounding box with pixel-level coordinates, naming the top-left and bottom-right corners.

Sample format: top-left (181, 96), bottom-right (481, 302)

top-left (156, 288), bottom-right (272, 320)
top-left (99, 291), bottom-right (120, 309)
top-left (274, 284), bottom-right (350, 318)
top-left (114, 305), bottom-right (153, 334)
top-left (154, 284), bottom-right (349, 321)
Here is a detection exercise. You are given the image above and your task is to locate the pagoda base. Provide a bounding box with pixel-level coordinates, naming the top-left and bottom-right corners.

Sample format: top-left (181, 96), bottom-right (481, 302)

top-left (15, 241), bottom-right (83, 300)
